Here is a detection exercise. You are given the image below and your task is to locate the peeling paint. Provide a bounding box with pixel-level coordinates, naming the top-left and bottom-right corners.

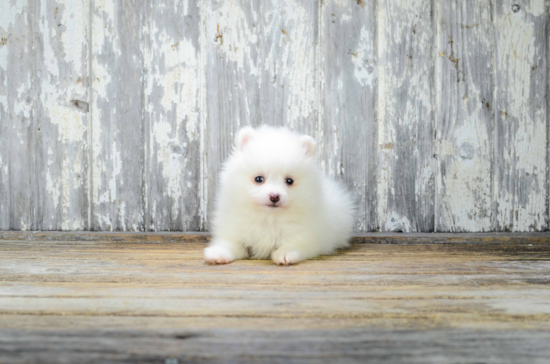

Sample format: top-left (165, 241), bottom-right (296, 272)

top-left (384, 212), bottom-right (412, 232)
top-left (494, 0), bottom-right (547, 231)
top-left (151, 121), bottom-right (184, 209)
top-left (143, 0), bottom-right (202, 231)
top-left (35, 0), bottom-right (90, 230)
top-left (0, 0), bottom-right (35, 229)
top-left (434, 0), bottom-right (494, 232)
top-left (378, 0), bottom-right (435, 232)
top-left (0, 0), bottom-right (548, 232)
top-left (351, 26), bottom-right (376, 87)
top-left (207, 1), bottom-right (259, 75)
top-left (275, 0), bottom-right (317, 128)
top-left (48, 102), bottom-right (86, 142)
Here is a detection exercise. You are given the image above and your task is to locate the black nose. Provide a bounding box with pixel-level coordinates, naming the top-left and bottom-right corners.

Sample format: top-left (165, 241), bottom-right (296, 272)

top-left (269, 194), bottom-right (280, 203)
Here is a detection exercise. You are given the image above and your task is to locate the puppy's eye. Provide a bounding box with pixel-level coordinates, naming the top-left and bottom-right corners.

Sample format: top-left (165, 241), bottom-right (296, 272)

top-left (254, 176), bottom-right (265, 184)
top-left (285, 178), bottom-right (294, 186)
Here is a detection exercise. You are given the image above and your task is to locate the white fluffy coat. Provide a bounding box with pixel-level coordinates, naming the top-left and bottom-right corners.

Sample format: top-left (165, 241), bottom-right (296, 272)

top-left (204, 126), bottom-right (355, 265)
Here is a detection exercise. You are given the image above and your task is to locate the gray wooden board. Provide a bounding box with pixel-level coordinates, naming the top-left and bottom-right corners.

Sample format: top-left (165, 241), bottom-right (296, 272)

top-left (494, 0), bottom-right (548, 231)
top-left (321, 0), bottom-right (377, 231)
top-left (1, 0), bottom-right (550, 233)
top-left (1, 328), bottom-right (550, 364)
top-left (143, 0), bottom-right (202, 231)
top-left (1, 238), bottom-right (550, 363)
top-left (34, 0), bottom-right (90, 230)
top-left (0, 0), bottom-right (36, 230)
top-left (435, 0), bottom-right (494, 232)
top-left (0, 230), bottom-right (548, 244)
top-left (204, 0), bottom-right (320, 228)
top-left (90, 0), bottom-right (146, 231)
top-left (377, 0), bottom-right (435, 232)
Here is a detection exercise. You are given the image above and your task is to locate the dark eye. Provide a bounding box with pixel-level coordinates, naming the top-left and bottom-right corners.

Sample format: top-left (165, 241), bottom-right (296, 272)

top-left (254, 176), bottom-right (265, 184)
top-left (285, 178), bottom-right (294, 186)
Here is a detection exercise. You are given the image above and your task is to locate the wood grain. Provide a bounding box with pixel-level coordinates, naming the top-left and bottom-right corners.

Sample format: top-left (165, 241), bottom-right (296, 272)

top-left (320, 0), bottom-right (377, 232)
top-left (1, 237), bottom-right (550, 362)
top-left (0, 230), bottom-right (549, 244)
top-left (143, 0), bottom-right (202, 231)
top-left (204, 0), bottom-right (319, 227)
top-left (377, 0), bottom-right (435, 232)
top-left (90, 0), bottom-right (146, 231)
top-left (1, 1), bottom-right (549, 233)
top-left (0, 0), bottom-right (36, 230)
top-left (435, 0), bottom-right (494, 231)
top-left (494, 0), bottom-right (548, 231)
top-left (34, 0), bottom-right (90, 230)
top-left (1, 326), bottom-right (548, 364)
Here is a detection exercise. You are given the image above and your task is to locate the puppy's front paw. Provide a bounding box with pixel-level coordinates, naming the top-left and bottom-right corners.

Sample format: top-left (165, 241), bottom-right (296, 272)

top-left (272, 249), bottom-right (302, 266)
top-left (204, 245), bottom-right (235, 264)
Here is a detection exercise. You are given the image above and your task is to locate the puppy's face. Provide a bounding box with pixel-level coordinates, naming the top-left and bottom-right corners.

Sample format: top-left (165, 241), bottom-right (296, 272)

top-left (228, 127), bottom-right (318, 211)
top-left (249, 171), bottom-right (294, 209)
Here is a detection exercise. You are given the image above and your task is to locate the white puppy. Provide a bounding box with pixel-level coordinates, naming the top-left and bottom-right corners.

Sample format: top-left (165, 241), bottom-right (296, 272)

top-left (204, 126), bottom-right (355, 265)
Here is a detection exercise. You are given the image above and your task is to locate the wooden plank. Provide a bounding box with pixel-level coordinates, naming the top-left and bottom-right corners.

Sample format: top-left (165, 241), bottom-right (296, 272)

top-left (1, 328), bottom-right (550, 364)
top-left (494, 0), bottom-right (548, 231)
top-left (434, 0), bottom-right (494, 232)
top-left (1, 240), bottom-right (550, 297)
top-left (90, 0), bottom-right (145, 231)
top-left (143, 0), bottom-right (202, 231)
top-left (1, 240), bottom-right (549, 261)
top-left (2, 314), bottom-right (549, 332)
top-left (0, 1), bottom-right (36, 230)
top-left (0, 231), bottom-right (549, 244)
top-left (5, 282), bottom-right (550, 300)
top-left (377, 0), bottom-right (435, 232)
top-left (204, 0), bottom-right (319, 226)
top-left (34, 0), bottom-right (90, 230)
top-left (256, 0), bottom-right (319, 134)
top-left (1, 327), bottom-right (548, 364)
top-left (1, 239), bottom-right (550, 362)
top-left (1, 242), bottom-right (550, 288)
top-left (2, 291), bottom-right (550, 318)
top-left (0, 231), bottom-right (210, 243)
top-left (320, 0), bottom-right (377, 232)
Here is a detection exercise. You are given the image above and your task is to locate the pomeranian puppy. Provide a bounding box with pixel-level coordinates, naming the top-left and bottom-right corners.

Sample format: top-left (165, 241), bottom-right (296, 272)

top-left (204, 126), bottom-right (355, 265)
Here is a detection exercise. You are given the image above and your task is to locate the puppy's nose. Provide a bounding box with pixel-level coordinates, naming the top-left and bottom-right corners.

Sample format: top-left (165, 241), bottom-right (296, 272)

top-left (269, 194), bottom-right (280, 203)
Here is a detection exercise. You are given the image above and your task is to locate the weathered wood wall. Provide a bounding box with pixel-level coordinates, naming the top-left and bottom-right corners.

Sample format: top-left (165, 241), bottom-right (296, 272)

top-left (0, 0), bottom-right (548, 232)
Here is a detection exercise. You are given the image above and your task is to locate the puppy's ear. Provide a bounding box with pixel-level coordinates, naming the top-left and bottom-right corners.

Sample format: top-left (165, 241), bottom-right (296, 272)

top-left (300, 135), bottom-right (317, 156)
top-left (235, 126), bottom-right (255, 151)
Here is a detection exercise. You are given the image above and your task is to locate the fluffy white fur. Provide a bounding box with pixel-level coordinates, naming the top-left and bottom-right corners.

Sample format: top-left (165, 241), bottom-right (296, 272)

top-left (204, 126), bottom-right (355, 265)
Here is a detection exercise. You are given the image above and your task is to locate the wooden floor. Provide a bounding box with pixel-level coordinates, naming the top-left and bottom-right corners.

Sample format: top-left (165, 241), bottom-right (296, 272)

top-left (1, 233), bottom-right (550, 363)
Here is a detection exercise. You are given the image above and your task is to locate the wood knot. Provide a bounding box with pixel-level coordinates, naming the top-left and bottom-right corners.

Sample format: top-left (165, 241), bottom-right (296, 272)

top-left (70, 100), bottom-right (89, 113)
